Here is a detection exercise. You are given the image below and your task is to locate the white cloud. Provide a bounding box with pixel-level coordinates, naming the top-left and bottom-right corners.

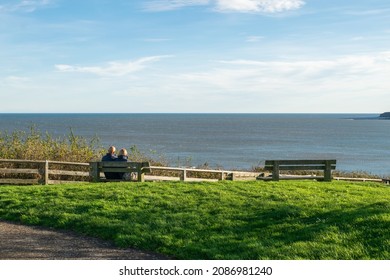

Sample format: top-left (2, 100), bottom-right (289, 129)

top-left (178, 52), bottom-right (390, 96)
top-left (345, 8), bottom-right (390, 16)
top-left (158, 52), bottom-right (389, 112)
top-left (246, 35), bottom-right (265, 42)
top-left (215, 0), bottom-right (305, 13)
top-left (0, 0), bottom-right (52, 13)
top-left (0, 76), bottom-right (31, 90)
top-left (142, 38), bottom-right (171, 42)
top-left (4, 53), bottom-right (390, 113)
top-left (144, 0), bottom-right (210, 12)
top-left (55, 56), bottom-right (169, 77)
top-left (4, 76), bottom-right (31, 83)
top-left (144, 0), bottom-right (305, 13)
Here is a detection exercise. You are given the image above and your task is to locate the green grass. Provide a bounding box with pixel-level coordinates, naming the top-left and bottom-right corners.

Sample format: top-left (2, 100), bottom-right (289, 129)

top-left (0, 180), bottom-right (389, 259)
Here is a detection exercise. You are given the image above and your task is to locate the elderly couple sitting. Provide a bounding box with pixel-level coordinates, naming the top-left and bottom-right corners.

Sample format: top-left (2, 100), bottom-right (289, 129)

top-left (102, 146), bottom-right (128, 162)
top-left (101, 146), bottom-right (132, 180)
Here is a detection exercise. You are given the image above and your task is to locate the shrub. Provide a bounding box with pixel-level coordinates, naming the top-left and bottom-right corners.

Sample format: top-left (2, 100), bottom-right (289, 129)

top-left (0, 126), bottom-right (104, 162)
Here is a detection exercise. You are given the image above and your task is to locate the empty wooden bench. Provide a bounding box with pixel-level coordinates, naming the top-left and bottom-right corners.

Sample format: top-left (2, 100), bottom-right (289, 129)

top-left (260, 160), bottom-right (337, 182)
top-left (89, 161), bottom-right (151, 182)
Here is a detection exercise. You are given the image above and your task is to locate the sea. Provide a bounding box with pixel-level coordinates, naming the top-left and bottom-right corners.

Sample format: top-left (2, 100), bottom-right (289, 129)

top-left (0, 113), bottom-right (389, 176)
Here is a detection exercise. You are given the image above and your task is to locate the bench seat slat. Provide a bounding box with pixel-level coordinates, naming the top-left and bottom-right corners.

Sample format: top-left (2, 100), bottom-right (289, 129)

top-left (265, 165), bottom-right (336, 171)
top-left (265, 160), bottom-right (336, 165)
top-left (100, 167), bottom-right (138, 173)
top-left (259, 176), bottom-right (325, 181)
top-left (98, 162), bottom-right (146, 168)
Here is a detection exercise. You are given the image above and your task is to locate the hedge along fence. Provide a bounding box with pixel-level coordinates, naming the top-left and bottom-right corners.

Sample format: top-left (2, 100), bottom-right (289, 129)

top-left (0, 159), bottom-right (90, 185)
top-left (0, 126), bottom-right (104, 163)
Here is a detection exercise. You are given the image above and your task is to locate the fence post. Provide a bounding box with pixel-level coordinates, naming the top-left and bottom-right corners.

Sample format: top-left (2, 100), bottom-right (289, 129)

top-left (180, 168), bottom-right (187, 181)
top-left (44, 160), bottom-right (49, 185)
top-left (89, 162), bottom-right (100, 182)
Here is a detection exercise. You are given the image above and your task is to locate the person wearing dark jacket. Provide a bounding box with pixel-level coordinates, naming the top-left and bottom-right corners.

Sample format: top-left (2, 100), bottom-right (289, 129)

top-left (101, 146), bottom-right (120, 179)
top-left (117, 148), bottom-right (128, 162)
top-left (117, 148), bottom-right (132, 180)
top-left (102, 146), bottom-right (117, 161)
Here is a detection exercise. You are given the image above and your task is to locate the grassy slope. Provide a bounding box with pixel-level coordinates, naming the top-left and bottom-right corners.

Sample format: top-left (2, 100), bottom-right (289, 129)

top-left (0, 180), bottom-right (389, 260)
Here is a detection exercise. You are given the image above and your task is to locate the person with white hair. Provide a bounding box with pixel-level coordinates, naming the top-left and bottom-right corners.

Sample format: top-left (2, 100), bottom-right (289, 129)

top-left (101, 146), bottom-right (119, 179)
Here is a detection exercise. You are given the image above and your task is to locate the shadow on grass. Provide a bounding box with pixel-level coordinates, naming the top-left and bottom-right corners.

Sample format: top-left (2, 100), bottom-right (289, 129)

top-left (233, 202), bottom-right (390, 259)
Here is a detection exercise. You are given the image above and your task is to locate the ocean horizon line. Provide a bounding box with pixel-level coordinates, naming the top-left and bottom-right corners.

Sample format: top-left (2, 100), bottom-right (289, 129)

top-left (0, 112), bottom-right (381, 115)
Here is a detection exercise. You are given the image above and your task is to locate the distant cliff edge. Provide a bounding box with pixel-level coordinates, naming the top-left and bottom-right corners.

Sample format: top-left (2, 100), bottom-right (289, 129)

top-left (379, 112), bottom-right (390, 118)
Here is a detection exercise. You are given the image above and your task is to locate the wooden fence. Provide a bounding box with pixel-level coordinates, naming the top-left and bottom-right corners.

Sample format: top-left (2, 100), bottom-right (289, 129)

top-left (0, 159), bottom-right (258, 185)
top-left (0, 159), bottom-right (387, 185)
top-left (146, 166), bottom-right (258, 182)
top-left (0, 159), bottom-right (89, 185)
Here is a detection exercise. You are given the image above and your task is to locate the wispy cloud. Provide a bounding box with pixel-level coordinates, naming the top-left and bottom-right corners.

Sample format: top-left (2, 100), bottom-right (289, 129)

top-left (246, 35), bottom-right (265, 42)
top-left (1, 76), bottom-right (31, 86)
top-left (178, 52), bottom-right (390, 95)
top-left (345, 8), bottom-right (390, 16)
top-left (144, 0), bottom-right (305, 13)
top-left (0, 0), bottom-right (53, 13)
top-left (55, 56), bottom-right (170, 77)
top-left (144, 0), bottom-right (210, 12)
top-left (215, 0), bottom-right (305, 13)
top-left (142, 38), bottom-right (171, 43)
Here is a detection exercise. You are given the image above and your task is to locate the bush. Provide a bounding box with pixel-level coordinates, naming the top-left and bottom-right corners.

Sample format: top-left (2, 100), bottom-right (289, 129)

top-left (0, 127), bottom-right (169, 182)
top-left (0, 126), bottom-right (104, 162)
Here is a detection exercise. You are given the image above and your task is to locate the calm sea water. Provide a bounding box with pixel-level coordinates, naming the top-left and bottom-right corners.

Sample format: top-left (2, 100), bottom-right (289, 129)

top-left (0, 113), bottom-right (389, 176)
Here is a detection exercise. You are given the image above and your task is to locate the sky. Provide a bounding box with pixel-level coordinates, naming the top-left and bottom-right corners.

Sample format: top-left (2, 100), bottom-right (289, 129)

top-left (1, 0), bottom-right (390, 113)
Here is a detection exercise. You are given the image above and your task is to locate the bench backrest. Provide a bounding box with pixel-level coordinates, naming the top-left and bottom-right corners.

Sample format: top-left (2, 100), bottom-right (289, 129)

top-left (264, 160), bottom-right (336, 171)
top-left (98, 161), bottom-right (151, 173)
top-left (89, 161), bottom-right (151, 182)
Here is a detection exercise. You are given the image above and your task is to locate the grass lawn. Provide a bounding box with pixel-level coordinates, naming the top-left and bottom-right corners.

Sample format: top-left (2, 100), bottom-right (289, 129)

top-left (0, 180), bottom-right (389, 259)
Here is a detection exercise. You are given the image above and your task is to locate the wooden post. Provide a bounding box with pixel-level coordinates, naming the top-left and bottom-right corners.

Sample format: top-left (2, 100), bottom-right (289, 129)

top-left (324, 160), bottom-right (332, 182)
top-left (180, 168), bottom-right (187, 181)
top-left (44, 160), bottom-right (49, 185)
top-left (272, 161), bottom-right (280, 181)
top-left (231, 172), bottom-right (236, 181)
top-left (219, 171), bottom-right (225, 181)
top-left (137, 164), bottom-right (145, 182)
top-left (138, 172), bottom-right (145, 182)
top-left (89, 162), bottom-right (100, 182)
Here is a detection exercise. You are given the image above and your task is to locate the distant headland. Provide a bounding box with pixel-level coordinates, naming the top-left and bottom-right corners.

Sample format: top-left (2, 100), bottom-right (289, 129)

top-left (379, 112), bottom-right (390, 118)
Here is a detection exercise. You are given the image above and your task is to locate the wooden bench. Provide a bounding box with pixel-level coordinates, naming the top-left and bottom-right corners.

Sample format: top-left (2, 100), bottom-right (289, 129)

top-left (89, 161), bottom-right (151, 182)
top-left (260, 160), bottom-right (336, 182)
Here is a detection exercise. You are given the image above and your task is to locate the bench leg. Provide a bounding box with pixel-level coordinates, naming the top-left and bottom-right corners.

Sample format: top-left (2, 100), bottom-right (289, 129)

top-left (324, 161), bottom-right (332, 182)
top-left (137, 168), bottom-right (145, 182)
top-left (272, 162), bottom-right (280, 181)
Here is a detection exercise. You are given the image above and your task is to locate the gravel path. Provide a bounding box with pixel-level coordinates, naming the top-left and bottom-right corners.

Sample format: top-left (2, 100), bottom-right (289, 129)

top-left (0, 220), bottom-right (170, 260)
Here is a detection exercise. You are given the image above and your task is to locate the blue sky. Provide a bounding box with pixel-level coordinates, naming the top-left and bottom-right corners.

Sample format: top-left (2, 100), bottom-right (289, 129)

top-left (1, 0), bottom-right (390, 113)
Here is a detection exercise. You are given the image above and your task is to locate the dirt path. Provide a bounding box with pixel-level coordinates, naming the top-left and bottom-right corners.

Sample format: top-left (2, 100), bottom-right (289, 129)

top-left (0, 220), bottom-right (170, 260)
